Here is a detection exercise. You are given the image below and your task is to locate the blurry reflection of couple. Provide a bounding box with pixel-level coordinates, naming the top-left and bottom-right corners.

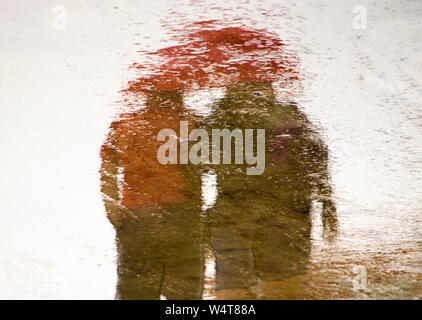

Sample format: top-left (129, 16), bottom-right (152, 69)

top-left (100, 23), bottom-right (337, 299)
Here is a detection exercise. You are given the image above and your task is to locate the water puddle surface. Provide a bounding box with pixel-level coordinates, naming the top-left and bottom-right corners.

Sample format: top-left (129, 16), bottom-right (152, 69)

top-left (1, 0), bottom-right (421, 299)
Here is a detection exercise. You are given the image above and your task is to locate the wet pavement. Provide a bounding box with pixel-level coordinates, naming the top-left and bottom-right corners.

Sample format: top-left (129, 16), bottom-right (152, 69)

top-left (1, 0), bottom-right (422, 299)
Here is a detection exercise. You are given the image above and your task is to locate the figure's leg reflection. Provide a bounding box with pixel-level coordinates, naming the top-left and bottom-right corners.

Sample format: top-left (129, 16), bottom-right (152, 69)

top-left (207, 175), bottom-right (311, 294)
top-left (115, 200), bottom-right (202, 299)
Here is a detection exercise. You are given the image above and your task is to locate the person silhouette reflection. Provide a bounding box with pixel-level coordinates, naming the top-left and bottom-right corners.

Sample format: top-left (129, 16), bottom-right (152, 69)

top-left (100, 24), bottom-right (337, 299)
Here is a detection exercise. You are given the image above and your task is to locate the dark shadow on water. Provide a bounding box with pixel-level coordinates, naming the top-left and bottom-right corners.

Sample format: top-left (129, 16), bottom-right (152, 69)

top-left (100, 82), bottom-right (337, 299)
top-left (100, 24), bottom-right (337, 299)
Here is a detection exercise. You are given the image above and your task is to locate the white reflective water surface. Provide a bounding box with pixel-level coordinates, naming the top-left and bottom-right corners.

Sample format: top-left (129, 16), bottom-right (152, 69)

top-left (1, 0), bottom-right (421, 299)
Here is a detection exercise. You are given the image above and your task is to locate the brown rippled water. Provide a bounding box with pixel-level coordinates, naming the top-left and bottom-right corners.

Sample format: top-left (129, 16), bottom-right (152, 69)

top-left (1, 0), bottom-right (421, 299)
